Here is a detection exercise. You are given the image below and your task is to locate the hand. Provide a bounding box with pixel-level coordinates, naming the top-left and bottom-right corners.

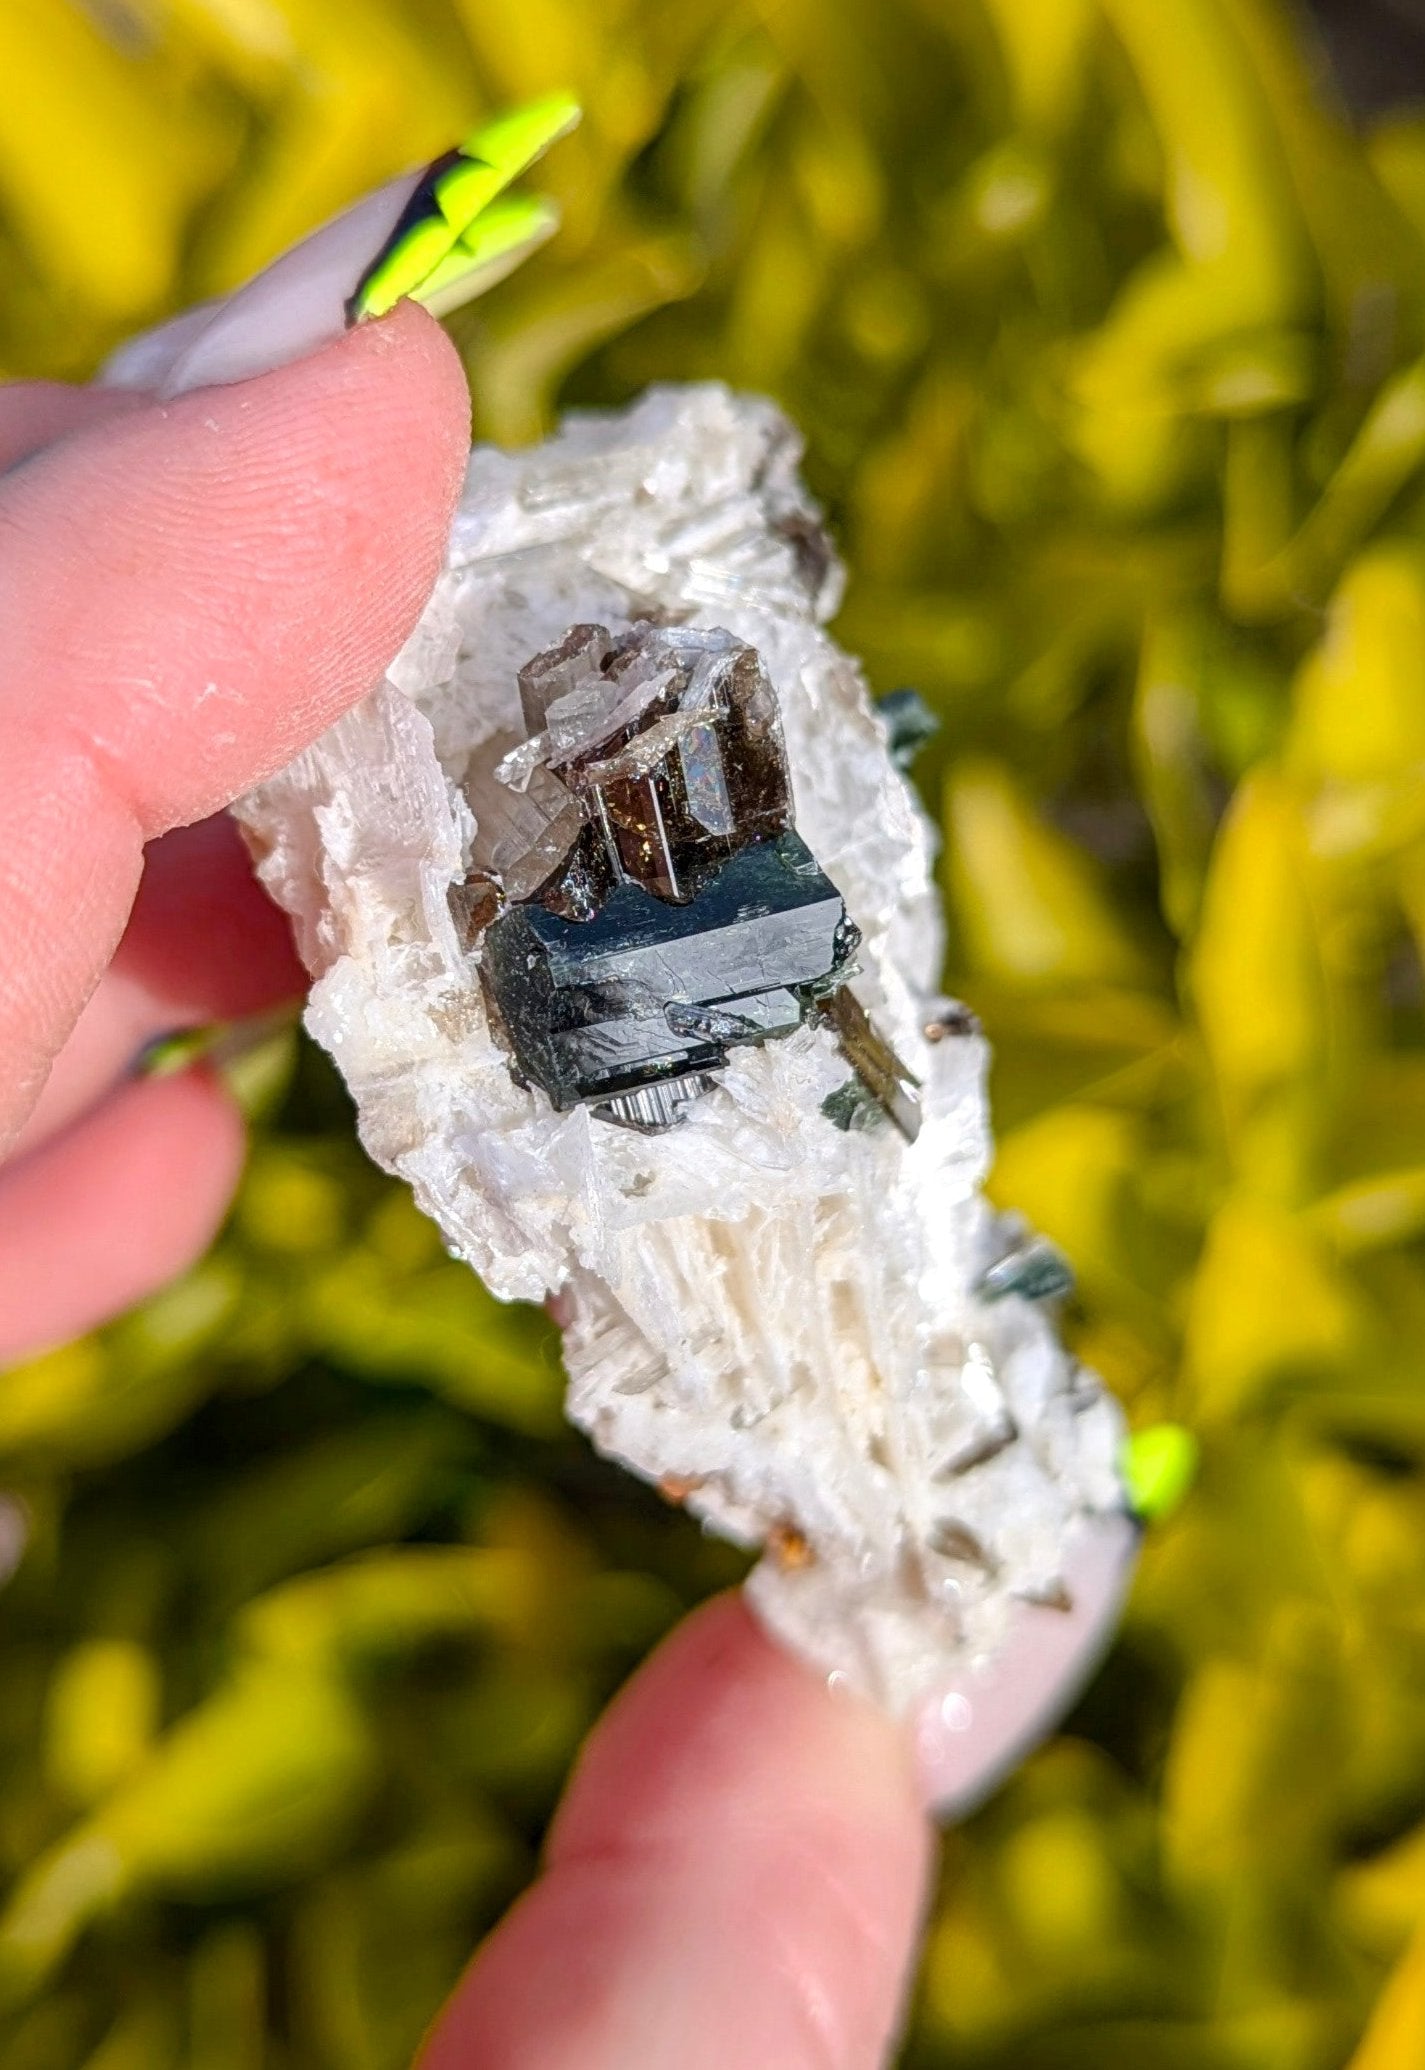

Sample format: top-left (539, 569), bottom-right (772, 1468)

top-left (0, 304), bottom-right (467, 1358)
top-left (420, 1593), bottom-right (929, 2069)
top-left (0, 309), bottom-right (932, 2068)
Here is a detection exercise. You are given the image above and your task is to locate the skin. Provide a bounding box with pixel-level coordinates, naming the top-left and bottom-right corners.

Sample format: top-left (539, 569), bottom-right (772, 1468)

top-left (0, 307), bottom-right (932, 2069)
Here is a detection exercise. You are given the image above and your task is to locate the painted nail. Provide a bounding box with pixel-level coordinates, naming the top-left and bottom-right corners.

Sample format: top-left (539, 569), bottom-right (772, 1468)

top-left (132, 1023), bottom-right (225, 1079)
top-left (1119, 1422), bottom-right (1199, 1524)
top-left (100, 176), bottom-right (422, 398)
top-left (911, 1512), bottom-right (1139, 1819)
top-left (99, 94), bottom-right (580, 401)
top-left (131, 1009), bottom-right (297, 1081)
top-left (100, 299), bottom-right (223, 393)
top-left (343, 94), bottom-right (580, 325)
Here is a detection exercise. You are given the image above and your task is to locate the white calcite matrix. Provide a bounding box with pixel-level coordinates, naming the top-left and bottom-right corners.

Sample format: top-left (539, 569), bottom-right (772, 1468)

top-left (236, 385), bottom-right (1128, 1715)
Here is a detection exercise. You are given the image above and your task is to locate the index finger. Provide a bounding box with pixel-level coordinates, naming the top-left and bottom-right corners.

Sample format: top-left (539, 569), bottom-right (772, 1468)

top-left (419, 1595), bottom-right (931, 2070)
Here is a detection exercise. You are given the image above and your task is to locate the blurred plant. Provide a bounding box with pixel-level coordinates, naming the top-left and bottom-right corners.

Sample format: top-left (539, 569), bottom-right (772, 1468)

top-left (5, 0), bottom-right (1425, 2064)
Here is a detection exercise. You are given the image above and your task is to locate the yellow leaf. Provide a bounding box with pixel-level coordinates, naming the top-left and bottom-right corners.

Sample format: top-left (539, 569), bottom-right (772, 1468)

top-left (979, 0), bottom-right (1095, 133)
top-left (1338, 1819), bottom-right (1425, 1956)
top-left (1191, 768), bottom-right (1328, 1197)
top-left (0, 0), bottom-right (225, 319)
top-left (1184, 1193), bottom-right (1366, 1418)
top-left (1075, 0), bottom-right (1312, 504)
top-left (1308, 1168), bottom-right (1425, 1255)
top-left (44, 1643), bottom-right (160, 1811)
top-left (468, 233), bottom-right (702, 444)
top-left (997, 1809), bottom-right (1127, 1960)
top-left (1132, 611), bottom-right (1220, 939)
top-left (1371, 113), bottom-right (1425, 248)
top-left (990, 1104), bottom-right (1170, 1335)
top-left (1346, 1920), bottom-right (1425, 2070)
top-left (1272, 368), bottom-right (1425, 608)
top-left (945, 758), bottom-right (1147, 989)
top-left (1291, 545), bottom-right (1425, 785)
top-left (1162, 1607), bottom-right (1343, 1899)
top-left (78, 1994), bottom-right (180, 2070)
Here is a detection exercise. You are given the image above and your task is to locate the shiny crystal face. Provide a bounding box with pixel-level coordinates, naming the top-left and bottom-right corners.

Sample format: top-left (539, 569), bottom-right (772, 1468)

top-left (459, 623), bottom-right (907, 1132)
top-left (496, 621), bottom-right (798, 911)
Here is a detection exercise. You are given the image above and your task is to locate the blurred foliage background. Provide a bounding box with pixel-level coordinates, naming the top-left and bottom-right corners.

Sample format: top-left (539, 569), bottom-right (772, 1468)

top-left (4, 0), bottom-right (1425, 2064)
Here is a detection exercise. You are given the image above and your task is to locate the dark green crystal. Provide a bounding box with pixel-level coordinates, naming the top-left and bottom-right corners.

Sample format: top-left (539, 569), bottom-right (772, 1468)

top-left (485, 831), bottom-right (856, 1111)
top-left (470, 622), bottom-right (921, 1133)
top-left (976, 1240), bottom-right (1075, 1303)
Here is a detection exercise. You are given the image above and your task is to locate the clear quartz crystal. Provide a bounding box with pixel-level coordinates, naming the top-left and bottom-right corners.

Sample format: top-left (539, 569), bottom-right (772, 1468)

top-left (235, 385), bottom-right (1129, 1716)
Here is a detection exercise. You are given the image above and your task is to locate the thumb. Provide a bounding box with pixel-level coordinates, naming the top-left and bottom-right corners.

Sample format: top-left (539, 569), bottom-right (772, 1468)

top-left (0, 303), bottom-right (468, 1140)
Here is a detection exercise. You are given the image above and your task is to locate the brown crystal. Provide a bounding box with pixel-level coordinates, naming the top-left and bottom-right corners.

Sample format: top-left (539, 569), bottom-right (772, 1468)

top-left (461, 731), bottom-right (586, 903)
top-left (817, 987), bottom-right (923, 1143)
top-left (520, 624), bottom-right (795, 909)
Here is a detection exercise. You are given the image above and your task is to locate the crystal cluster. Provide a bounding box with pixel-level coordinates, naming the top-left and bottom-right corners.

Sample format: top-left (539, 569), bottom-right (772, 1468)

top-left (235, 385), bottom-right (1129, 1716)
top-left (475, 622), bottom-right (864, 1132)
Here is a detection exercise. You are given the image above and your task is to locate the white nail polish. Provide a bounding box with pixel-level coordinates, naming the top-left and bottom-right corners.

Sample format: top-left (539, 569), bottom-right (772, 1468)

top-left (99, 300), bottom-right (222, 392)
top-left (98, 173), bottom-right (420, 401)
top-left (160, 176), bottom-right (420, 398)
top-left (912, 1513), bottom-right (1140, 1820)
top-left (100, 101), bottom-right (580, 399)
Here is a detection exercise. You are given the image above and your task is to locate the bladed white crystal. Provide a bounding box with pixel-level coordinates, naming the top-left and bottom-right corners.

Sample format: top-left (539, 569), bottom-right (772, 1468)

top-left (235, 384), bottom-right (1130, 1717)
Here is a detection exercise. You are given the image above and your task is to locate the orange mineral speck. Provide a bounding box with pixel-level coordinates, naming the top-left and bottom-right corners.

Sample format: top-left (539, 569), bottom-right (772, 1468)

top-left (768, 1521), bottom-right (814, 1569)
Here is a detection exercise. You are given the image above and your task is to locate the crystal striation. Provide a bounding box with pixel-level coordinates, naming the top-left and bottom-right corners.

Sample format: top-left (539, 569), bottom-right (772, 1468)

top-left (235, 384), bottom-right (1129, 1715)
top-left (483, 831), bottom-right (857, 1112)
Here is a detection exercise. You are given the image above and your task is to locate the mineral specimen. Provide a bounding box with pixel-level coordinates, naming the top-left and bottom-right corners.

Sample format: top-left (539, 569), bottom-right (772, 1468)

top-left (235, 384), bottom-right (1133, 1730)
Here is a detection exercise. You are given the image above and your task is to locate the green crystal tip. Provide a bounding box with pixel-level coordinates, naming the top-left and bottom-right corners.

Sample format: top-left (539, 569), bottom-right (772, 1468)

top-left (347, 93), bottom-right (582, 325)
top-left (1119, 1423), bottom-right (1199, 1525)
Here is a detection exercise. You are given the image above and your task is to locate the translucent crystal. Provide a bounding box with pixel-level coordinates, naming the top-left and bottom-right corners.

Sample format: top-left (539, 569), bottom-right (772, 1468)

top-left (504, 622), bottom-right (795, 912)
top-left (461, 734), bottom-right (583, 902)
top-left (469, 618), bottom-right (864, 1119)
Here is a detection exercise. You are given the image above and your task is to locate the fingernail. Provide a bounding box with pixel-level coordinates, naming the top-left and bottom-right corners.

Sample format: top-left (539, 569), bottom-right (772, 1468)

top-left (131, 1010), bottom-right (296, 1081)
top-left (100, 299), bottom-right (223, 392)
top-left (132, 1024), bottom-right (223, 1079)
top-left (98, 173), bottom-right (423, 398)
top-left (100, 94), bottom-right (580, 402)
top-left (156, 173), bottom-right (427, 399)
top-left (1119, 1422), bottom-right (1199, 1524)
top-left (911, 1512), bottom-right (1139, 1820)
top-left (343, 92), bottom-right (579, 324)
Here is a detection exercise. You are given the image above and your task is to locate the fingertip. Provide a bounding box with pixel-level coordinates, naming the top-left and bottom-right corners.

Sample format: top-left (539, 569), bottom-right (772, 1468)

top-left (116, 814), bottom-right (307, 1017)
top-left (422, 1593), bottom-right (931, 2070)
top-left (149, 298), bottom-right (473, 640)
top-left (353, 300), bottom-right (473, 541)
top-left (0, 1067), bottom-right (244, 1365)
top-left (0, 382), bottom-right (147, 475)
top-left (0, 303), bottom-right (471, 1139)
top-left (2, 302), bottom-right (471, 833)
top-left (281, 298), bottom-right (472, 494)
top-left (551, 1592), bottom-right (926, 1865)
top-left (9, 814), bottom-right (306, 1159)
